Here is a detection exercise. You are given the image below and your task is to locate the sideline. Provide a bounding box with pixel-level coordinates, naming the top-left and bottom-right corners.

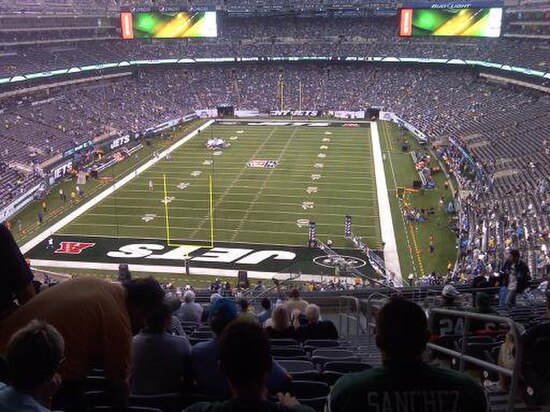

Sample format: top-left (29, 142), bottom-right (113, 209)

top-left (29, 259), bottom-right (355, 283)
top-left (371, 122), bottom-right (403, 285)
top-left (20, 120), bottom-right (215, 254)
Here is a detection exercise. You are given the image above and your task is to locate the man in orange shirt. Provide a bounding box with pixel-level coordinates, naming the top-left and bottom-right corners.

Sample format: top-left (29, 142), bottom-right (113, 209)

top-left (0, 276), bottom-right (164, 411)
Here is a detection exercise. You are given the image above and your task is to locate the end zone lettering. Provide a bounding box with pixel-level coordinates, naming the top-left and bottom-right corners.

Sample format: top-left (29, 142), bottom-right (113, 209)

top-left (107, 244), bottom-right (296, 265)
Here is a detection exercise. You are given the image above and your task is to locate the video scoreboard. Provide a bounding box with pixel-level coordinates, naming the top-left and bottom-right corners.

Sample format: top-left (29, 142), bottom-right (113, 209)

top-left (400, 2), bottom-right (503, 38)
top-left (120, 8), bottom-right (217, 39)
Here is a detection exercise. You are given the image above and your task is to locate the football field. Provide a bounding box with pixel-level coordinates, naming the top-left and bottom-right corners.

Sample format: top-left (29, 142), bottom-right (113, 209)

top-left (25, 121), bottom-right (388, 279)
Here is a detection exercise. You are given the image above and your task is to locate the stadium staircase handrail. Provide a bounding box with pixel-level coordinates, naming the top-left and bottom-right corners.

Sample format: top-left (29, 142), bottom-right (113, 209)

top-left (427, 308), bottom-right (523, 412)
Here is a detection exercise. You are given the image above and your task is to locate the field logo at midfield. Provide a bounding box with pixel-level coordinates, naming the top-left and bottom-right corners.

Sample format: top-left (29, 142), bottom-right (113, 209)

top-left (54, 242), bottom-right (96, 255)
top-left (141, 214), bottom-right (157, 223)
top-left (247, 160), bottom-right (279, 169)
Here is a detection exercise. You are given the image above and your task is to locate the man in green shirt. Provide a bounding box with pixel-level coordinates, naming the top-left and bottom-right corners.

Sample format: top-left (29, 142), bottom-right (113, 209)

top-left (186, 320), bottom-right (314, 412)
top-left (328, 297), bottom-right (489, 412)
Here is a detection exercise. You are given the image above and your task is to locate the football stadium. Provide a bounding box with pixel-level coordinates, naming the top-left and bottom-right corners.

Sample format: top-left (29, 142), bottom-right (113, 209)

top-left (0, 0), bottom-right (549, 411)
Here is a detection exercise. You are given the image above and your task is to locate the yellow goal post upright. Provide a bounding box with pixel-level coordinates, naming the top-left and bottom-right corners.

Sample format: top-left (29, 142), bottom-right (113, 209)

top-left (162, 173), bottom-right (215, 257)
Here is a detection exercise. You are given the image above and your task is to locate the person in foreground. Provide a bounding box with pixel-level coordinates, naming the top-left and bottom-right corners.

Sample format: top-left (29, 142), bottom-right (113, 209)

top-left (186, 320), bottom-right (314, 412)
top-left (0, 320), bottom-right (65, 411)
top-left (0, 276), bottom-right (165, 411)
top-left (328, 296), bottom-right (489, 412)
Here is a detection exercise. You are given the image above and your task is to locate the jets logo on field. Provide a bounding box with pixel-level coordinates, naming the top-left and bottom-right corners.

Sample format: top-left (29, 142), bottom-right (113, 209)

top-left (247, 160), bottom-right (279, 168)
top-left (176, 182), bottom-right (190, 190)
top-left (306, 187), bottom-right (318, 194)
top-left (54, 242), bottom-right (96, 255)
top-left (301, 201), bottom-right (314, 210)
top-left (191, 171), bottom-right (202, 177)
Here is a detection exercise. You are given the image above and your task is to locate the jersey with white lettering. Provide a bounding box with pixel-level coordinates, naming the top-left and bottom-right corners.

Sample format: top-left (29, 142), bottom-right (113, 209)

top-left (328, 361), bottom-right (489, 412)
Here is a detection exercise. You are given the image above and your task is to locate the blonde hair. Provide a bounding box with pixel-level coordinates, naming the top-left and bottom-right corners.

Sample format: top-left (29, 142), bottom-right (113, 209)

top-left (271, 305), bottom-right (290, 331)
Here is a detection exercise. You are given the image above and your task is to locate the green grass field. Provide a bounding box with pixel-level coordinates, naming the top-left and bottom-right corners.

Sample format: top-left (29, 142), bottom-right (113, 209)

top-left (18, 119), bottom-right (457, 285)
top-left (56, 123), bottom-right (382, 248)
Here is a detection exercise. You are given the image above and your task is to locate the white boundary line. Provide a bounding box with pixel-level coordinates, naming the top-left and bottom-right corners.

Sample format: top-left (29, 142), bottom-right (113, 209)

top-left (371, 122), bottom-right (403, 285)
top-left (20, 120), bottom-right (215, 254)
top-left (30, 259), bottom-right (354, 283)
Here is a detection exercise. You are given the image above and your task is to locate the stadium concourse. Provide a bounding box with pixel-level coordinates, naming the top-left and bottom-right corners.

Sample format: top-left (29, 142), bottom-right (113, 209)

top-left (0, 1), bottom-right (550, 411)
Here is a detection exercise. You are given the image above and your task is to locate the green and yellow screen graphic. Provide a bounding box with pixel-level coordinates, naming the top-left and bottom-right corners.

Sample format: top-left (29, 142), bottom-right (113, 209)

top-left (400, 8), bottom-right (502, 38)
top-left (121, 11), bottom-right (217, 39)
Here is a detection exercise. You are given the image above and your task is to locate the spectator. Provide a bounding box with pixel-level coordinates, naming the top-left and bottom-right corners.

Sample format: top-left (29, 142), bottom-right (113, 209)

top-left (430, 285), bottom-right (465, 341)
top-left (265, 305), bottom-right (296, 340)
top-left (0, 320), bottom-right (65, 412)
top-left (176, 290), bottom-right (203, 324)
top-left (295, 304), bottom-right (338, 341)
top-left (186, 321), bottom-right (314, 412)
top-left (0, 276), bottom-right (164, 412)
top-left (257, 298), bottom-right (273, 324)
top-left (328, 297), bottom-right (489, 412)
top-left (237, 298), bottom-right (256, 322)
top-left (500, 249), bottom-right (531, 308)
top-left (201, 292), bottom-right (222, 323)
top-left (130, 303), bottom-right (191, 395)
top-left (0, 224), bottom-right (35, 320)
top-left (284, 288), bottom-right (308, 313)
top-left (191, 298), bottom-right (290, 399)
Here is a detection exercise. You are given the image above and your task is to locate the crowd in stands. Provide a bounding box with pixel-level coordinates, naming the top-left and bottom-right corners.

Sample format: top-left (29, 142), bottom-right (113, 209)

top-left (0, 14), bottom-right (549, 79)
top-left (1, 216), bottom-right (550, 410)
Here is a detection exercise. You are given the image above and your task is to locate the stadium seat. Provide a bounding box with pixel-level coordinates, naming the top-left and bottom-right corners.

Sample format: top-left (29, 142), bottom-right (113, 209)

top-left (277, 360), bottom-right (316, 373)
top-left (311, 349), bottom-right (360, 367)
top-left (320, 371), bottom-right (344, 386)
top-left (270, 338), bottom-right (299, 347)
top-left (129, 393), bottom-right (183, 412)
top-left (271, 347), bottom-right (307, 359)
top-left (290, 380), bottom-right (330, 412)
top-left (304, 339), bottom-right (341, 348)
top-left (323, 361), bottom-right (372, 374)
top-left (190, 331), bottom-right (213, 339)
top-left (92, 407), bottom-right (161, 412)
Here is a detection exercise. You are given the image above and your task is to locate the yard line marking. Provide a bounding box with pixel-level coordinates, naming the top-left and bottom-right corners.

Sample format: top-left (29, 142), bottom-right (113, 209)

top-left (60, 222), bottom-right (378, 238)
top-left (189, 126), bottom-right (281, 239)
top-left (92, 204), bottom-right (377, 215)
top-left (231, 127), bottom-right (297, 240)
top-left (75, 213), bottom-right (379, 228)
top-left (96, 197), bottom-right (379, 208)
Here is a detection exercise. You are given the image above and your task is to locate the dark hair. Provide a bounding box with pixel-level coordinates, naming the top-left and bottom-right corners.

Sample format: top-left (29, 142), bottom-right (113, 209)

top-left (6, 320), bottom-right (64, 391)
top-left (261, 298), bottom-right (271, 311)
top-left (375, 296), bottom-right (428, 361)
top-left (219, 320), bottom-right (271, 386)
top-left (509, 249), bottom-right (520, 260)
top-left (289, 288), bottom-right (300, 299)
top-left (123, 277), bottom-right (164, 314)
top-left (236, 298), bottom-right (249, 312)
top-left (145, 303), bottom-right (172, 333)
